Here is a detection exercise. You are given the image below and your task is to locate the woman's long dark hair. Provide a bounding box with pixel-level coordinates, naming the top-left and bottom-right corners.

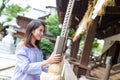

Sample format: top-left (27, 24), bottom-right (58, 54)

top-left (24, 19), bottom-right (46, 49)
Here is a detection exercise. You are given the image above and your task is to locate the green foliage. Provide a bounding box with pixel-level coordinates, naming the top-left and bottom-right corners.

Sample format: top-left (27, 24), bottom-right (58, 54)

top-left (6, 16), bottom-right (13, 21)
top-left (40, 38), bottom-right (54, 54)
top-left (79, 32), bottom-right (87, 49)
top-left (92, 39), bottom-right (99, 48)
top-left (0, 0), bottom-right (10, 31)
top-left (0, 0), bottom-right (10, 16)
top-left (69, 28), bottom-right (75, 37)
top-left (79, 33), bottom-right (103, 56)
top-left (92, 39), bottom-right (103, 56)
top-left (5, 4), bottom-right (31, 20)
top-left (46, 13), bottom-right (61, 37)
top-left (0, 0), bottom-right (31, 32)
top-left (0, 23), bottom-right (3, 31)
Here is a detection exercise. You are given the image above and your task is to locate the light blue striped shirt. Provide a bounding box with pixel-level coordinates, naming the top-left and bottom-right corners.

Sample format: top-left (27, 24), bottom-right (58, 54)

top-left (11, 47), bottom-right (48, 80)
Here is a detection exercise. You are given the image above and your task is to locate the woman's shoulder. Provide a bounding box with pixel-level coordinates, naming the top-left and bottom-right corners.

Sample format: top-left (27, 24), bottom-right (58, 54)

top-left (16, 41), bottom-right (30, 54)
top-left (17, 41), bottom-right (25, 47)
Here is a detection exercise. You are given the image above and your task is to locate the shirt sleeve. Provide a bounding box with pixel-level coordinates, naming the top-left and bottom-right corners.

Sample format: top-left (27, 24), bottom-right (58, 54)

top-left (42, 65), bottom-right (48, 72)
top-left (39, 53), bottom-right (48, 72)
top-left (16, 48), bottom-right (43, 75)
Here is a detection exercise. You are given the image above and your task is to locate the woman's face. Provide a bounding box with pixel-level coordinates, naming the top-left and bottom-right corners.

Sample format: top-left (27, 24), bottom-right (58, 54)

top-left (32, 25), bottom-right (45, 40)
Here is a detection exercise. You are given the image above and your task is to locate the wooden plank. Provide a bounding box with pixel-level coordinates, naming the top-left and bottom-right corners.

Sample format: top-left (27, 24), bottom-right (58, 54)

top-left (92, 68), bottom-right (105, 76)
top-left (111, 70), bottom-right (120, 76)
top-left (112, 63), bottom-right (120, 71)
top-left (91, 66), bottom-right (120, 80)
top-left (91, 69), bottom-right (103, 79)
top-left (110, 74), bottom-right (120, 80)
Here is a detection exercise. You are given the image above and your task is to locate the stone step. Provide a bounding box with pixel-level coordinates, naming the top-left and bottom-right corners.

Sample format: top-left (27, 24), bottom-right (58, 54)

top-left (0, 75), bottom-right (11, 80)
top-left (0, 53), bottom-right (15, 80)
top-left (0, 53), bottom-right (15, 71)
top-left (0, 67), bottom-right (14, 80)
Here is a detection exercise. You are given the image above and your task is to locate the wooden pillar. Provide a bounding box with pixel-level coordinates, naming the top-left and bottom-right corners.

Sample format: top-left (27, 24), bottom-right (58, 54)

top-left (71, 37), bottom-right (81, 59)
top-left (78, 17), bottom-right (99, 77)
top-left (117, 42), bottom-right (120, 63)
top-left (103, 56), bottom-right (112, 80)
top-left (107, 41), bottom-right (119, 65)
top-left (70, 37), bottom-right (81, 75)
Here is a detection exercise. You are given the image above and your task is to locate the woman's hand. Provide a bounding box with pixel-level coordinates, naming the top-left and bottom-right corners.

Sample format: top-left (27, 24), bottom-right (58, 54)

top-left (41, 54), bottom-right (63, 67)
top-left (46, 54), bottom-right (62, 64)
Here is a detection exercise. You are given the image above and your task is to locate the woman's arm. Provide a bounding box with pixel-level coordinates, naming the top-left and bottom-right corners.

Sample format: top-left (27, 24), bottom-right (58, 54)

top-left (40, 54), bottom-right (62, 66)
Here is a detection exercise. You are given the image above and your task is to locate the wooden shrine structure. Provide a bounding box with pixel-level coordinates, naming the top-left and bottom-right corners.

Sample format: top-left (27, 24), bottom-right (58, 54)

top-left (56, 0), bottom-right (120, 80)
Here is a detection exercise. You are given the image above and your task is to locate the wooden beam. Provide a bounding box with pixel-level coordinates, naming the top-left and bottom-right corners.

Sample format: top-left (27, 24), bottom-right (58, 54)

top-left (43, 34), bottom-right (56, 43)
top-left (102, 33), bottom-right (120, 54)
top-left (77, 17), bottom-right (99, 76)
top-left (80, 17), bottom-right (99, 65)
top-left (106, 6), bottom-right (120, 14)
top-left (69, 60), bottom-right (90, 70)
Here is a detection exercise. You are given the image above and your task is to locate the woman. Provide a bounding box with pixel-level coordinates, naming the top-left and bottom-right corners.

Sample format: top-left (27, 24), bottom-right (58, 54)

top-left (12, 19), bottom-right (62, 80)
